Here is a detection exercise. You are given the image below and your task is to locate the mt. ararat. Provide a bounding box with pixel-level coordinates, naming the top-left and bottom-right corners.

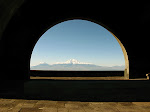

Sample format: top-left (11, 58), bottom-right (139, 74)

top-left (31, 59), bottom-right (125, 71)
top-left (54, 59), bottom-right (92, 65)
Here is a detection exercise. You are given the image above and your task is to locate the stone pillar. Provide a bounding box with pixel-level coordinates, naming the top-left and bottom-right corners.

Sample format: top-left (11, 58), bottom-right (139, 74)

top-left (124, 68), bottom-right (129, 79)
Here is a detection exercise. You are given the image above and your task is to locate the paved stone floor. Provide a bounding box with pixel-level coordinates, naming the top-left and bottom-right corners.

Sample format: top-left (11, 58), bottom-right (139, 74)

top-left (0, 98), bottom-right (150, 112)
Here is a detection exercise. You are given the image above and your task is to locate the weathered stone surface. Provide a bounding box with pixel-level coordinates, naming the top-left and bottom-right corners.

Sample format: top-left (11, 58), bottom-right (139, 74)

top-left (42, 107), bottom-right (57, 112)
top-left (57, 107), bottom-right (69, 112)
top-left (19, 108), bottom-right (43, 112)
top-left (56, 101), bottom-right (66, 108)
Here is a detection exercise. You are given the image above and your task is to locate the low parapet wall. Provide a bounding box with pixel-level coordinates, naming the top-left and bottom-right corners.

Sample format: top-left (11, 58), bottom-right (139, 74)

top-left (30, 70), bottom-right (124, 77)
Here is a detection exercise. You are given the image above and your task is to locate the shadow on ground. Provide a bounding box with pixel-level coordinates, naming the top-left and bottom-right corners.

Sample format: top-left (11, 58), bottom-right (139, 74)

top-left (0, 79), bottom-right (150, 102)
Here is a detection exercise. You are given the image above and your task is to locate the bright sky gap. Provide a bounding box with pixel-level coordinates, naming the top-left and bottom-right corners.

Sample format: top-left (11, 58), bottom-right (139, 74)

top-left (30, 19), bottom-right (125, 70)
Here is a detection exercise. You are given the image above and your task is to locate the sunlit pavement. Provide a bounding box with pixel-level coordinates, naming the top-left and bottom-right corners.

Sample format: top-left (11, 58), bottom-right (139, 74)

top-left (1, 98), bottom-right (150, 112)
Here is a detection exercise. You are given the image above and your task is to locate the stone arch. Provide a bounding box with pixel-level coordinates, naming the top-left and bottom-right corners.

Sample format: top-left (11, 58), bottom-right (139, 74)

top-left (110, 32), bottom-right (129, 79)
top-left (1, 1), bottom-right (150, 100)
top-left (30, 18), bottom-right (129, 79)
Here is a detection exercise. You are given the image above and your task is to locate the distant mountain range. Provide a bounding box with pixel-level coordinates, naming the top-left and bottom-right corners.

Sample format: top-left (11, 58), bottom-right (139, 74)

top-left (31, 59), bottom-right (125, 71)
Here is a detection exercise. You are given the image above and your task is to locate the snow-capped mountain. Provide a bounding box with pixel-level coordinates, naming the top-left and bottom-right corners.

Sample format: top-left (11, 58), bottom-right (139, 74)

top-left (54, 59), bottom-right (92, 64)
top-left (31, 59), bottom-right (125, 71)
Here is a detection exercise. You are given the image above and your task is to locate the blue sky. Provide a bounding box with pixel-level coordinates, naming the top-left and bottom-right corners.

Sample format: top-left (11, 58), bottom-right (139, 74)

top-left (30, 19), bottom-right (125, 67)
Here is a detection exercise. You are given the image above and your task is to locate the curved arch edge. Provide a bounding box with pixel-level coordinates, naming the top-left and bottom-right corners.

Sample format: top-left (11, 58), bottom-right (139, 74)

top-left (109, 32), bottom-right (129, 79)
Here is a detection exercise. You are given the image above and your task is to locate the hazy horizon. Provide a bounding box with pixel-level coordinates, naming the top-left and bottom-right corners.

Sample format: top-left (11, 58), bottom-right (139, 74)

top-left (31, 59), bottom-right (125, 67)
top-left (31, 59), bottom-right (125, 71)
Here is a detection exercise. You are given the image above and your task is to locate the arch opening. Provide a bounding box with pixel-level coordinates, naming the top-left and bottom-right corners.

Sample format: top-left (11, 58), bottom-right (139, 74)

top-left (30, 18), bottom-right (129, 79)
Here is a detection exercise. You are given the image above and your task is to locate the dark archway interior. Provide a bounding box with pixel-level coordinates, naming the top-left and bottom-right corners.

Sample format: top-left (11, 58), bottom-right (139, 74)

top-left (0, 1), bottom-right (150, 101)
